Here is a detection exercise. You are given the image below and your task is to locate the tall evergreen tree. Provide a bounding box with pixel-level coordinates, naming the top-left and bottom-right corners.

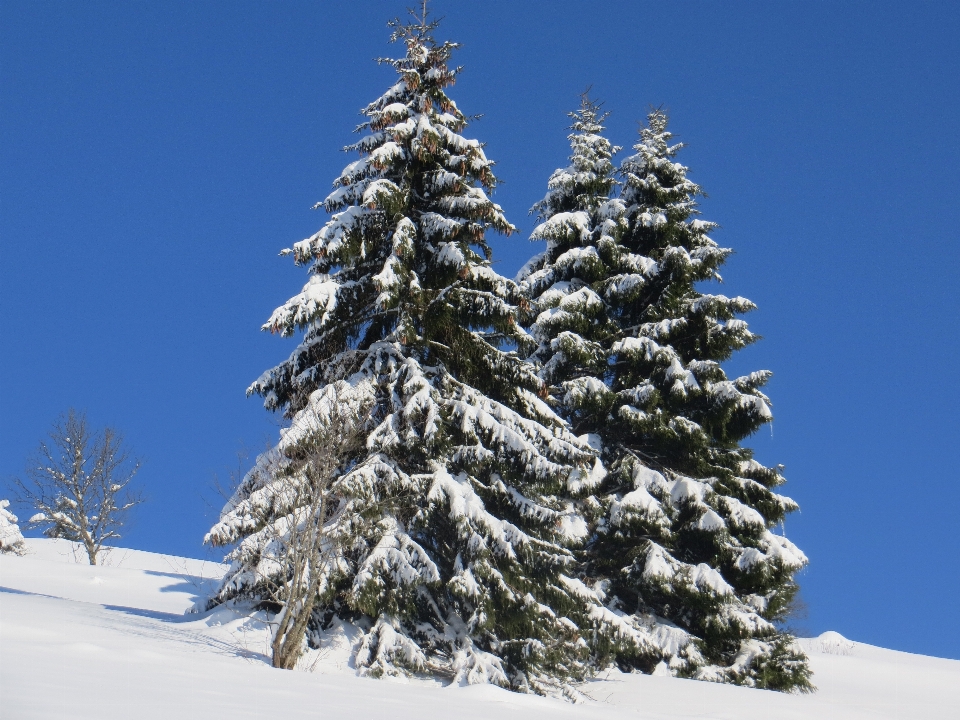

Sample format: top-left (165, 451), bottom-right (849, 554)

top-left (521, 108), bottom-right (811, 690)
top-left (518, 97), bottom-right (698, 675)
top-left (207, 12), bottom-right (624, 697)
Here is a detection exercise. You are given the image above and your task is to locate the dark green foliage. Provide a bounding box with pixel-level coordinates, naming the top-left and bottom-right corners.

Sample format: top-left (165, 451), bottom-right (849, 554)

top-left (522, 106), bottom-right (812, 691)
top-left (209, 14), bottom-right (615, 698)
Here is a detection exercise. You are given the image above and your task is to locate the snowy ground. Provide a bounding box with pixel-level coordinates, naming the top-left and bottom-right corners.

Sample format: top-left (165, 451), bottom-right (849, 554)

top-left (2, 540), bottom-right (957, 719)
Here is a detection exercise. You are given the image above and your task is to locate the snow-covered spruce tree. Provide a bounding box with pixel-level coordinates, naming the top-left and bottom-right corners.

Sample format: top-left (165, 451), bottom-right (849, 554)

top-left (518, 98), bottom-right (699, 675)
top-left (599, 110), bottom-right (810, 690)
top-left (517, 95), bottom-right (623, 390)
top-left (520, 108), bottom-right (811, 690)
top-left (0, 499), bottom-right (26, 554)
top-left (206, 12), bottom-right (623, 697)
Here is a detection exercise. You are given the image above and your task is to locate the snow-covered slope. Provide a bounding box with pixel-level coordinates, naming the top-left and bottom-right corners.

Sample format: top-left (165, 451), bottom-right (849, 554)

top-left (2, 539), bottom-right (957, 719)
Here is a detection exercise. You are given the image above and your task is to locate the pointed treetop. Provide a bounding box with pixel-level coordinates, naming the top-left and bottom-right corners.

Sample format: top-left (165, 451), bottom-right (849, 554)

top-left (388, 0), bottom-right (442, 45)
top-left (571, 88), bottom-right (611, 136)
top-left (529, 90), bottom-right (621, 222)
top-left (637, 106), bottom-right (682, 159)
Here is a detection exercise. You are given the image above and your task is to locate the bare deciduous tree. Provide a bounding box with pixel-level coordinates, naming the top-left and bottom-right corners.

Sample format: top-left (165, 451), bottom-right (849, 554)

top-left (14, 409), bottom-right (143, 565)
top-left (208, 400), bottom-right (370, 670)
top-left (270, 402), bottom-right (373, 670)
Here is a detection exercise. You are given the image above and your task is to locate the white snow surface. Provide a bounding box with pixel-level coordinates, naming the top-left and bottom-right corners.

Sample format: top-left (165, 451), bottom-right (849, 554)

top-left (2, 539), bottom-right (958, 719)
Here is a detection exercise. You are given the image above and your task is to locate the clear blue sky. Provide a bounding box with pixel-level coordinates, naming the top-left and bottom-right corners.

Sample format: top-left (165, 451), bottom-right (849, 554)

top-left (2, 1), bottom-right (958, 660)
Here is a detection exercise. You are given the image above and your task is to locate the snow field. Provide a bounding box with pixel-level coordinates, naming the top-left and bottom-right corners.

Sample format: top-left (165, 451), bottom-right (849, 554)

top-left (2, 539), bottom-right (958, 719)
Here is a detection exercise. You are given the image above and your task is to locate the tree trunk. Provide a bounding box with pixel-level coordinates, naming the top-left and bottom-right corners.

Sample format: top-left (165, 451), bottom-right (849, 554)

top-left (82, 534), bottom-right (98, 565)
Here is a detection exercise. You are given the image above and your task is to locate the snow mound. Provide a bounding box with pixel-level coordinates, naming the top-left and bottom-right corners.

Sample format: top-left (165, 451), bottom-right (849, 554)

top-left (815, 631), bottom-right (857, 656)
top-left (2, 539), bottom-right (959, 720)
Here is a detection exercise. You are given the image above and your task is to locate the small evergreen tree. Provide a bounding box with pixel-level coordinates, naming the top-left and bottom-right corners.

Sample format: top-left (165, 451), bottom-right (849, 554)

top-left (521, 108), bottom-right (811, 690)
top-left (207, 11), bottom-right (620, 697)
top-left (0, 499), bottom-right (26, 555)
